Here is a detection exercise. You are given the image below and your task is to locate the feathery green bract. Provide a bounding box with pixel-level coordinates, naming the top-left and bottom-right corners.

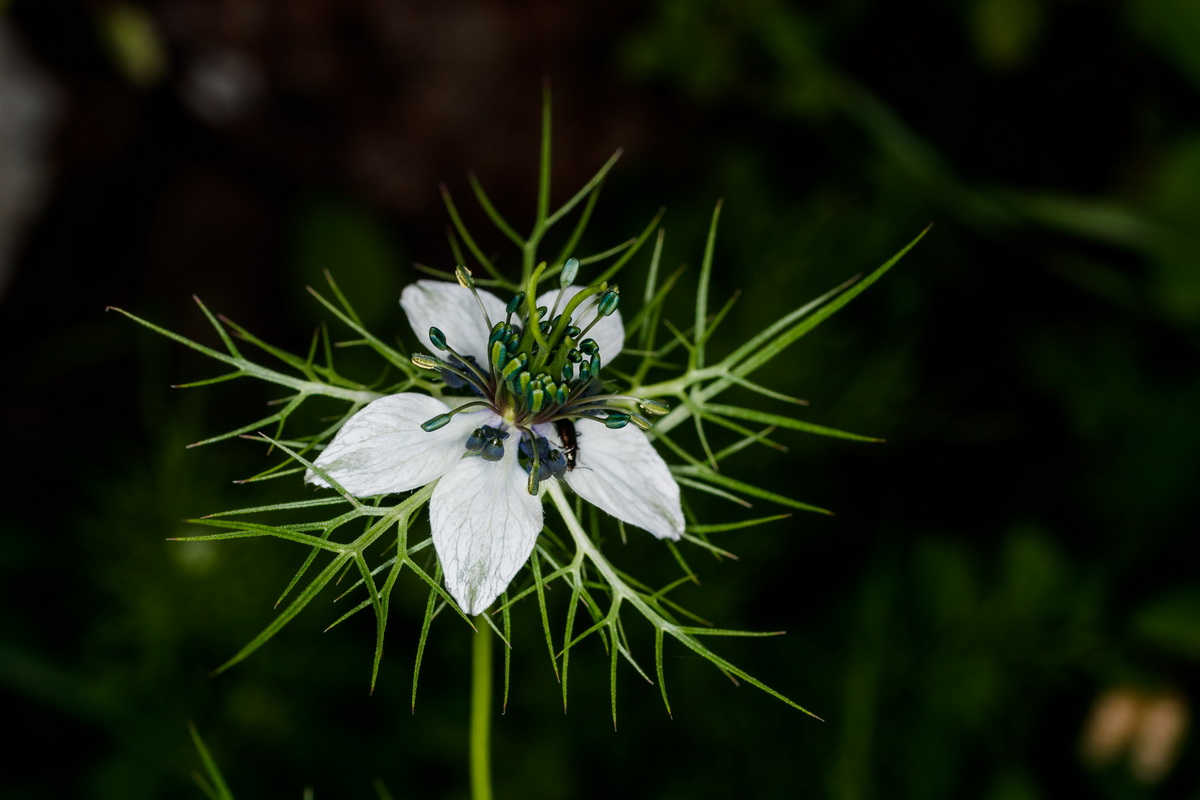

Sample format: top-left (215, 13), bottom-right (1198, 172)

top-left (119, 90), bottom-right (923, 719)
top-left (188, 724), bottom-right (235, 800)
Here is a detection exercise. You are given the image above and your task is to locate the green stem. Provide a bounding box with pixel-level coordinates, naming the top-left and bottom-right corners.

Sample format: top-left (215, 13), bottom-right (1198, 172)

top-left (469, 617), bottom-right (494, 800)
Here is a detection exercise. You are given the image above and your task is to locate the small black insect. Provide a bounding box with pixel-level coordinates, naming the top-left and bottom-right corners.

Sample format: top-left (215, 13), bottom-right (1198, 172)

top-left (553, 419), bottom-right (579, 470)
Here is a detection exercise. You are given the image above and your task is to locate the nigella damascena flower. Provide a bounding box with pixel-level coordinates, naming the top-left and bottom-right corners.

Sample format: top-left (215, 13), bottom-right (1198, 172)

top-left (307, 269), bottom-right (684, 615)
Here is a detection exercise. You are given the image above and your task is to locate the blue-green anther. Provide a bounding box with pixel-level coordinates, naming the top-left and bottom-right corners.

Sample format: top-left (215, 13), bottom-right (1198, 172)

top-left (629, 413), bottom-right (652, 431)
top-left (455, 264), bottom-right (475, 289)
top-left (501, 355), bottom-right (525, 383)
top-left (597, 287), bottom-right (620, 317)
top-left (579, 338), bottom-right (598, 356)
top-left (566, 325), bottom-right (581, 339)
top-left (488, 321), bottom-right (508, 346)
top-left (605, 413), bottom-right (630, 429)
top-left (412, 353), bottom-right (442, 370)
top-left (568, 348), bottom-right (582, 363)
top-left (562, 363), bottom-right (573, 382)
top-left (578, 361), bottom-right (591, 382)
top-left (639, 398), bottom-right (670, 416)
top-left (506, 292), bottom-right (525, 316)
top-left (561, 257), bottom-right (580, 286)
top-left (421, 413), bottom-right (452, 432)
top-left (490, 340), bottom-right (506, 373)
top-left (555, 385), bottom-right (568, 405)
top-left (590, 354), bottom-right (601, 375)
top-left (429, 327), bottom-right (448, 350)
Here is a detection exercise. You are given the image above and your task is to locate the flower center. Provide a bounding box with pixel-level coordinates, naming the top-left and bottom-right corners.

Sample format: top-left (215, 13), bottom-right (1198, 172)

top-left (413, 262), bottom-right (668, 493)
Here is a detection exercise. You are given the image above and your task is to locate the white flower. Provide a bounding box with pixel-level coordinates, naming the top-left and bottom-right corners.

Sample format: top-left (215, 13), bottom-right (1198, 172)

top-left (307, 279), bottom-right (684, 615)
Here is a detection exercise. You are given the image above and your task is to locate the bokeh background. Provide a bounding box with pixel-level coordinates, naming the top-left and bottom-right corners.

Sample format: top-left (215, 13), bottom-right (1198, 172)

top-left (2, 0), bottom-right (1199, 797)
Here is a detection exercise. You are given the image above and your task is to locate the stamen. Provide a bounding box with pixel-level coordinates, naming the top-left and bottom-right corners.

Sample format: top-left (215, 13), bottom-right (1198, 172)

top-left (422, 414), bottom-right (453, 432)
top-left (489, 340), bottom-right (507, 374)
top-left (420, 401), bottom-right (491, 432)
top-left (501, 353), bottom-right (527, 383)
top-left (505, 292), bottom-right (524, 324)
top-left (547, 257), bottom-right (580, 320)
top-left (560, 257), bottom-right (580, 286)
top-left (523, 427), bottom-right (542, 495)
top-left (412, 353), bottom-right (442, 370)
top-left (577, 288), bottom-right (619, 340)
top-left (528, 380), bottom-right (545, 413)
top-left (639, 398), bottom-right (670, 416)
top-left (455, 264), bottom-right (495, 331)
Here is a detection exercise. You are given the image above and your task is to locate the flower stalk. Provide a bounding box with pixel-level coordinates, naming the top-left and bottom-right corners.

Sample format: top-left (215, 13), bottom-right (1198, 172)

top-left (470, 618), bottom-right (494, 800)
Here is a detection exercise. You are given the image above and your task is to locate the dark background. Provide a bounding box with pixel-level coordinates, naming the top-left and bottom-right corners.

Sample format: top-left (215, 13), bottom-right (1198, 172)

top-left (2, 0), bottom-right (1199, 797)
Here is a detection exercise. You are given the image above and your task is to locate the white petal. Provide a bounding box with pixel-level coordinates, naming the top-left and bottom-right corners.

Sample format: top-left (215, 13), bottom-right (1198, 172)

top-left (401, 280), bottom-right (508, 365)
top-left (307, 394), bottom-right (488, 496)
top-left (536, 285), bottom-right (624, 360)
top-left (561, 423), bottom-right (683, 540)
top-left (430, 440), bottom-right (543, 615)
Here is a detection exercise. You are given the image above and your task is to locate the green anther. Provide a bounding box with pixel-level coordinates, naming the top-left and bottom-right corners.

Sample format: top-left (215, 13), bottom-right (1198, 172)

top-left (629, 413), bottom-right (652, 431)
top-left (604, 413), bottom-right (630, 429)
top-left (412, 353), bottom-right (442, 370)
top-left (529, 386), bottom-right (545, 413)
top-left (490, 340), bottom-right (506, 373)
top-left (578, 361), bottom-right (591, 382)
top-left (580, 338), bottom-right (598, 356)
top-left (506, 292), bottom-right (525, 316)
top-left (454, 264), bottom-right (475, 289)
top-left (501, 355), bottom-right (526, 383)
top-left (561, 257), bottom-right (580, 286)
top-left (597, 287), bottom-right (620, 317)
top-left (488, 321), bottom-right (507, 346)
top-left (568, 348), bottom-right (582, 363)
top-left (555, 385), bottom-right (568, 405)
top-left (566, 325), bottom-right (581, 338)
top-left (429, 327), bottom-right (448, 350)
top-left (421, 413), bottom-right (453, 432)
top-left (517, 370), bottom-right (532, 400)
top-left (562, 363), bottom-right (573, 382)
top-left (639, 398), bottom-right (670, 416)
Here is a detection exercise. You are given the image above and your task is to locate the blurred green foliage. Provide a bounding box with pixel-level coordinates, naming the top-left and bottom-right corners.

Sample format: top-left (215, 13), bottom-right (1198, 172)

top-left (3, 0), bottom-right (1200, 797)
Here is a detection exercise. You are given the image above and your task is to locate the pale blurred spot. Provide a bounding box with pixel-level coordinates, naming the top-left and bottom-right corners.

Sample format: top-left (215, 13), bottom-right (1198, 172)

top-left (0, 20), bottom-right (61, 300)
top-left (1081, 684), bottom-right (1190, 784)
top-left (1130, 689), bottom-right (1189, 784)
top-left (181, 48), bottom-right (265, 126)
top-left (99, 3), bottom-right (168, 86)
top-left (169, 535), bottom-right (220, 575)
